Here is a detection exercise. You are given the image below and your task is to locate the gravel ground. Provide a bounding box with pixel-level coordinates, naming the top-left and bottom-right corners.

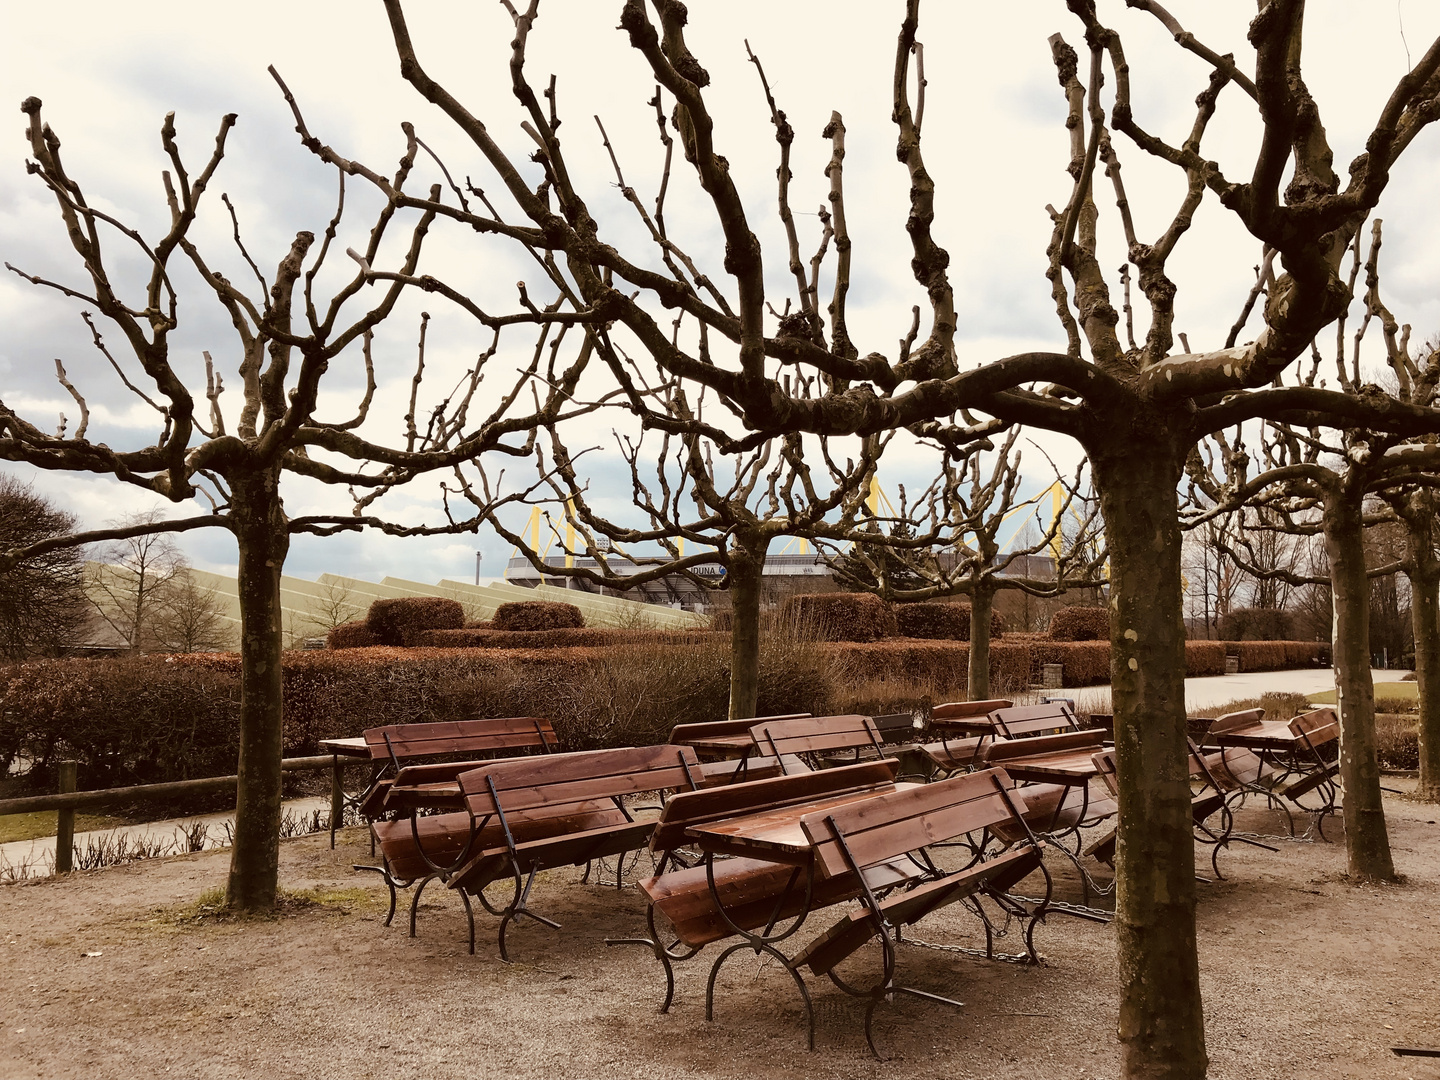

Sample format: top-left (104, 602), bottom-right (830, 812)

top-left (2, 787), bottom-right (1438, 1080)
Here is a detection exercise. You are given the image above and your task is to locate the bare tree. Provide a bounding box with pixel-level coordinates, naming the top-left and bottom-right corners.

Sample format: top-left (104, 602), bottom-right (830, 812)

top-left (0, 96), bottom-right (593, 909)
top-left (349, 3), bottom-right (1440, 1075)
top-left (86, 511), bottom-right (188, 652)
top-left (489, 396), bottom-right (887, 719)
top-left (823, 430), bottom-right (1108, 698)
top-left (147, 569), bottom-right (232, 653)
top-left (0, 472), bottom-right (89, 658)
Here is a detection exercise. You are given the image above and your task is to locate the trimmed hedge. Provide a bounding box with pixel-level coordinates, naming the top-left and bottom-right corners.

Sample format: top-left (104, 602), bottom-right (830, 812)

top-left (416, 627), bottom-right (718, 649)
top-left (491, 600), bottom-right (585, 631)
top-left (365, 597), bottom-right (464, 646)
top-left (1030, 641), bottom-right (1112, 685)
top-left (1283, 640), bottom-right (1332, 668)
top-left (1047, 605), bottom-right (1110, 641)
top-left (1236, 640), bottom-right (1287, 672)
top-left (1184, 640), bottom-right (1227, 677)
top-left (781, 592), bottom-right (896, 642)
top-left (326, 620), bottom-right (379, 649)
top-left (893, 602), bottom-right (1004, 642)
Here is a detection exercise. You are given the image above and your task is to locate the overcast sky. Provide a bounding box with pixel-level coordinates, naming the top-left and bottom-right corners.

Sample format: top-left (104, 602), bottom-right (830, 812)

top-left (2, 1), bottom-right (1438, 584)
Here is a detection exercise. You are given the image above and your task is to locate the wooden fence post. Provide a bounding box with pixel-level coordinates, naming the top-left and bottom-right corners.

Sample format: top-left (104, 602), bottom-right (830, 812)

top-left (55, 761), bottom-right (77, 874)
top-left (329, 757), bottom-right (344, 849)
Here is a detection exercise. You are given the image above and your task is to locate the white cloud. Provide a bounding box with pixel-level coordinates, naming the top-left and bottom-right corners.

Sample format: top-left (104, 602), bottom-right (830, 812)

top-left (3, 2), bottom-right (1438, 582)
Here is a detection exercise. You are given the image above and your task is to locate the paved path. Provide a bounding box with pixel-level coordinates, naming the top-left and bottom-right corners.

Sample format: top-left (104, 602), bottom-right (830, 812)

top-left (1054, 667), bottom-right (1405, 714)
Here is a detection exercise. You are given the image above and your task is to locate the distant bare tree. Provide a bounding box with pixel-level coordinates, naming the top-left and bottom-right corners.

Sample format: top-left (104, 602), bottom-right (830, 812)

top-left (86, 511), bottom-right (188, 652)
top-left (147, 569), bottom-right (232, 653)
top-left (0, 473), bottom-right (88, 658)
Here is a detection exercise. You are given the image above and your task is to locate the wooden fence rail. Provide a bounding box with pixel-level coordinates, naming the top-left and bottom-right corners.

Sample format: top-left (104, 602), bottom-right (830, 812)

top-left (0, 754), bottom-right (348, 874)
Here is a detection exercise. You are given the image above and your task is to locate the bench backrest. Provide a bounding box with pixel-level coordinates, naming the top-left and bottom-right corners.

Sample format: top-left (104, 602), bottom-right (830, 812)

top-left (458, 744), bottom-right (702, 818)
top-left (989, 702), bottom-right (1080, 739)
top-left (872, 712), bottom-right (920, 743)
top-left (800, 767), bottom-right (1029, 879)
top-left (1289, 707), bottom-right (1339, 747)
top-left (363, 716), bottom-right (558, 766)
top-left (668, 713), bottom-right (811, 745)
top-left (750, 714), bottom-right (884, 761)
top-left (931, 699), bottom-right (1013, 722)
top-left (1206, 708), bottom-right (1266, 737)
top-left (648, 759), bottom-right (900, 852)
top-left (980, 727), bottom-right (1105, 764)
top-left (1092, 743), bottom-right (1218, 798)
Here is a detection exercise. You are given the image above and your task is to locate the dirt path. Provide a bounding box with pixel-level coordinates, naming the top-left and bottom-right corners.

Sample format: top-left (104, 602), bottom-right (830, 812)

top-left (2, 790), bottom-right (1439, 1079)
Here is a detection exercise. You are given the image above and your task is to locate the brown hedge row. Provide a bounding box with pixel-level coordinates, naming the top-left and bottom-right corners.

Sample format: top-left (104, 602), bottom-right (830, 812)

top-left (1184, 640), bottom-right (1227, 677)
top-left (781, 593), bottom-right (897, 642)
top-left (492, 600), bottom-right (585, 631)
top-left (326, 620), bottom-right (379, 649)
top-left (892, 602), bottom-right (1004, 642)
top-left (1030, 641), bottom-right (1112, 685)
top-left (366, 597), bottom-right (464, 646)
top-left (416, 627), bottom-right (719, 649)
top-left (1047, 605), bottom-right (1110, 641)
top-left (1236, 640), bottom-right (1287, 671)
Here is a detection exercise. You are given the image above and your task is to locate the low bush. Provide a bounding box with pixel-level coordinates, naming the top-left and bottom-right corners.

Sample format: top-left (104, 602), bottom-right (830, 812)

top-left (781, 593), bottom-right (896, 642)
top-left (1047, 605), bottom-right (1110, 641)
top-left (1376, 714), bottom-right (1419, 770)
top-left (893, 602), bottom-right (1004, 642)
top-left (365, 597), bottom-right (464, 646)
top-left (1184, 640), bottom-right (1227, 677)
top-left (823, 639), bottom-right (1033, 696)
top-left (491, 600), bottom-right (585, 631)
top-left (326, 621), bottom-right (379, 649)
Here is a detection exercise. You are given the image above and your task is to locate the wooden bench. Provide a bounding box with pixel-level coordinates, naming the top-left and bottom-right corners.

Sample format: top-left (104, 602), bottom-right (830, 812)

top-left (1086, 741), bottom-right (1261, 878)
top-left (990, 701), bottom-right (1083, 739)
top-left (785, 767), bottom-right (1048, 1056)
top-left (979, 728), bottom-right (1115, 843)
top-left (443, 744), bottom-right (705, 959)
top-left (1206, 707), bottom-right (1340, 837)
top-left (918, 699), bottom-right (1014, 778)
top-left (617, 760), bottom-right (910, 1012)
top-left (357, 716), bottom-right (559, 819)
top-left (668, 714), bottom-right (809, 785)
top-left (750, 714), bottom-right (886, 774)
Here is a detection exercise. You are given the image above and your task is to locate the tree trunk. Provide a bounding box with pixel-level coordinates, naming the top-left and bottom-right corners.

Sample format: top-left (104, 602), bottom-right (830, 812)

top-left (1322, 489), bottom-right (1396, 880)
top-left (1403, 506), bottom-right (1440, 802)
top-left (226, 473), bottom-right (290, 910)
top-left (967, 583), bottom-right (995, 699)
top-left (1091, 439), bottom-right (1207, 1080)
top-left (726, 540), bottom-right (766, 720)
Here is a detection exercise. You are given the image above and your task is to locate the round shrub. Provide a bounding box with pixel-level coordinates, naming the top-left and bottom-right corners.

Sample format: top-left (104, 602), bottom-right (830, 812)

top-left (893, 601), bottom-right (1004, 641)
top-left (365, 597), bottom-right (465, 646)
top-left (326, 620), bottom-right (379, 649)
top-left (1047, 605), bottom-right (1110, 641)
top-left (780, 592), bottom-right (896, 642)
top-left (492, 600), bottom-right (585, 631)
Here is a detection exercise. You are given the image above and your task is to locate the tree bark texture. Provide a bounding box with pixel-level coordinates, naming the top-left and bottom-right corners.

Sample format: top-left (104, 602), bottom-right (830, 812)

top-left (726, 543), bottom-right (765, 721)
top-left (1322, 490), bottom-right (1397, 880)
top-left (1091, 436), bottom-right (1207, 1080)
top-left (225, 472), bottom-right (291, 910)
top-left (1404, 511), bottom-right (1440, 802)
top-left (967, 583), bottom-right (995, 700)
